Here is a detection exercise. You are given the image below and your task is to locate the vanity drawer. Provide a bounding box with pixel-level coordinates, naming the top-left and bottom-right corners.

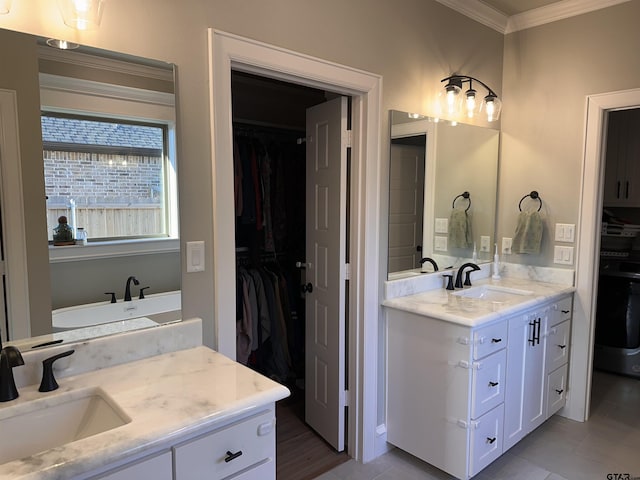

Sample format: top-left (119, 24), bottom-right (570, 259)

top-left (546, 320), bottom-right (570, 373)
top-left (471, 349), bottom-right (506, 419)
top-left (469, 404), bottom-right (504, 477)
top-left (546, 364), bottom-right (568, 418)
top-left (550, 296), bottom-right (572, 327)
top-left (174, 410), bottom-right (276, 480)
top-left (473, 320), bottom-right (507, 359)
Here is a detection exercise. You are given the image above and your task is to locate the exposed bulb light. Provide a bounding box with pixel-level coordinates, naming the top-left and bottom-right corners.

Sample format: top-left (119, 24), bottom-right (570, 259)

top-left (440, 75), bottom-right (501, 122)
top-left (58, 0), bottom-right (105, 30)
top-left (465, 88), bottom-right (477, 118)
top-left (0, 0), bottom-right (10, 14)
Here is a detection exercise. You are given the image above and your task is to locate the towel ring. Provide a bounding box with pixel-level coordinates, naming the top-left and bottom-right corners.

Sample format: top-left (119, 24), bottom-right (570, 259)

top-left (452, 191), bottom-right (471, 212)
top-left (518, 191), bottom-right (542, 212)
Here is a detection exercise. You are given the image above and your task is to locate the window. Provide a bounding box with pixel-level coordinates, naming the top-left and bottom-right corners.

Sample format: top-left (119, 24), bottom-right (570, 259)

top-left (43, 113), bottom-right (172, 242)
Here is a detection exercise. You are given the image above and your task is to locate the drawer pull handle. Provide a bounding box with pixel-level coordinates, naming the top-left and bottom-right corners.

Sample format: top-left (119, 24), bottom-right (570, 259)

top-left (558, 344), bottom-right (567, 349)
top-left (555, 389), bottom-right (564, 395)
top-left (486, 437), bottom-right (497, 444)
top-left (225, 450), bottom-right (243, 463)
top-left (491, 338), bottom-right (502, 343)
top-left (561, 310), bottom-right (570, 314)
top-left (488, 381), bottom-right (499, 387)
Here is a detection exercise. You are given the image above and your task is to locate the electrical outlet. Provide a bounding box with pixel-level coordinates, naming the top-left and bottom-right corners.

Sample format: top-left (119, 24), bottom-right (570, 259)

top-left (434, 236), bottom-right (448, 251)
top-left (480, 236), bottom-right (491, 252)
top-left (502, 237), bottom-right (512, 255)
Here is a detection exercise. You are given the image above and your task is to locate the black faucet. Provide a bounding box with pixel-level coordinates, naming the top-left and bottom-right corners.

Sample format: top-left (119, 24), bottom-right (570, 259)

top-left (454, 263), bottom-right (481, 289)
top-left (39, 350), bottom-right (75, 392)
top-left (0, 345), bottom-right (24, 402)
top-left (124, 276), bottom-right (140, 302)
top-left (419, 257), bottom-right (439, 272)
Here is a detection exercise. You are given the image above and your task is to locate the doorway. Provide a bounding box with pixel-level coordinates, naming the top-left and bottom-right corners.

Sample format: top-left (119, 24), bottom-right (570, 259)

top-left (572, 88), bottom-right (640, 422)
top-left (209, 30), bottom-right (383, 462)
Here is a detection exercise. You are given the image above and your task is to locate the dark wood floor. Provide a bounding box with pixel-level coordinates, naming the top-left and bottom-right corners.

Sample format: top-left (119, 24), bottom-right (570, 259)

top-left (276, 386), bottom-right (350, 479)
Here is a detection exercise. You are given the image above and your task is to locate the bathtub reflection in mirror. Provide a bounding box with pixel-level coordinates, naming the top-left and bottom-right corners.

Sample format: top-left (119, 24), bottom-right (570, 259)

top-left (388, 110), bottom-right (499, 280)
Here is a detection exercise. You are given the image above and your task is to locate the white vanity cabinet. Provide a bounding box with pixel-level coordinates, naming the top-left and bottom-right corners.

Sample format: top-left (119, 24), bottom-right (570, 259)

top-left (86, 406), bottom-right (277, 480)
top-left (386, 292), bottom-right (573, 480)
top-left (386, 310), bottom-right (508, 480)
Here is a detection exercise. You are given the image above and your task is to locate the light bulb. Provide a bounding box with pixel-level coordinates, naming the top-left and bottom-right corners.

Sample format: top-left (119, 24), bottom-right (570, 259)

top-left (465, 90), bottom-right (477, 118)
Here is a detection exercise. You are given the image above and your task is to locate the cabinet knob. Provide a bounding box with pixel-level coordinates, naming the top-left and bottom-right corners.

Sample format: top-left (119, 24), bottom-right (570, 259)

top-left (561, 310), bottom-right (570, 314)
top-left (558, 344), bottom-right (567, 349)
top-left (486, 437), bottom-right (497, 444)
top-left (224, 450), bottom-right (243, 463)
top-left (488, 381), bottom-right (499, 388)
top-left (491, 338), bottom-right (502, 344)
top-left (555, 389), bottom-right (564, 395)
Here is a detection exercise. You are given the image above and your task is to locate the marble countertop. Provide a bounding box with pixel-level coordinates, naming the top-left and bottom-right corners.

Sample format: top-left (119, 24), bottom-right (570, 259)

top-left (383, 276), bottom-right (575, 328)
top-left (0, 346), bottom-right (290, 480)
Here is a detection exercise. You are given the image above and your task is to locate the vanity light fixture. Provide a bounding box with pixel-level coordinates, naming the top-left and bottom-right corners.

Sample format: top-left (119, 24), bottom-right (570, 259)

top-left (57, 0), bottom-right (105, 30)
top-left (45, 38), bottom-right (80, 50)
top-left (0, 0), bottom-right (10, 14)
top-left (440, 75), bottom-right (502, 122)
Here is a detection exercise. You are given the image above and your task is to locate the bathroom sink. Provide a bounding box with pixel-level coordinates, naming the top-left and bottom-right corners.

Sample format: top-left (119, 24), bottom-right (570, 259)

top-left (452, 285), bottom-right (534, 302)
top-left (388, 270), bottom-right (423, 280)
top-left (0, 387), bottom-right (130, 464)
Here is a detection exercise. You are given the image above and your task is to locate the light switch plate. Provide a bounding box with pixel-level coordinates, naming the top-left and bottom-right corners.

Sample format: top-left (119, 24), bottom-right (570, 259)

top-left (186, 241), bottom-right (205, 272)
top-left (555, 223), bottom-right (576, 243)
top-left (554, 245), bottom-right (574, 265)
top-left (434, 236), bottom-right (448, 251)
top-left (435, 218), bottom-right (448, 234)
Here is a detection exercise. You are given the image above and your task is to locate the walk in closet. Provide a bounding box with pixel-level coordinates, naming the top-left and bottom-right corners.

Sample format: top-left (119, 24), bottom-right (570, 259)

top-left (231, 71), bottom-right (349, 479)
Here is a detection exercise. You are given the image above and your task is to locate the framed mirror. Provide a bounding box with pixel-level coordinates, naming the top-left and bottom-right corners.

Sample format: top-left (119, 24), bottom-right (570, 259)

top-left (0, 28), bottom-right (180, 348)
top-left (388, 110), bottom-right (499, 280)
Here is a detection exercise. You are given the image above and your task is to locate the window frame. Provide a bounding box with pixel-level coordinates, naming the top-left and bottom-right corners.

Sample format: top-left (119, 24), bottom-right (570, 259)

top-left (40, 72), bottom-right (179, 263)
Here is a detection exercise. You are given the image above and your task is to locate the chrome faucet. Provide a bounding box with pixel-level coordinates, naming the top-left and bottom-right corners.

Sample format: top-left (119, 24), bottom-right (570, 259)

top-left (419, 257), bottom-right (439, 272)
top-left (454, 263), bottom-right (481, 289)
top-left (124, 276), bottom-right (140, 302)
top-left (0, 345), bottom-right (24, 402)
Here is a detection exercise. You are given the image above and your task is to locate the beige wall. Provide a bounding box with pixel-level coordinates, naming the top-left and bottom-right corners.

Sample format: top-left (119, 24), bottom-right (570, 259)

top-left (0, 0), bottom-right (503, 347)
top-left (500, 1), bottom-right (640, 266)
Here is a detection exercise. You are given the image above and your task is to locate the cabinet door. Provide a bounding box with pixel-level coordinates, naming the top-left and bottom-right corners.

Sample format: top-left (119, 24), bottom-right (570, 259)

top-left (604, 109), bottom-right (640, 206)
top-left (174, 410), bottom-right (276, 480)
top-left (91, 452), bottom-right (172, 480)
top-left (504, 311), bottom-right (547, 451)
top-left (471, 349), bottom-right (506, 419)
top-left (547, 364), bottom-right (568, 417)
top-left (546, 320), bottom-right (570, 374)
top-left (469, 404), bottom-right (504, 477)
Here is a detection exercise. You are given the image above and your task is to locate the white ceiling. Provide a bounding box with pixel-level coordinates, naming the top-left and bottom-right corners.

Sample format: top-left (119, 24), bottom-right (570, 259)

top-left (435, 0), bottom-right (632, 33)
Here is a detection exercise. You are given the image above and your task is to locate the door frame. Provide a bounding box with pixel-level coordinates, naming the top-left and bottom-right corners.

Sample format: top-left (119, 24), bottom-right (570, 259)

top-left (208, 29), bottom-right (382, 462)
top-left (570, 88), bottom-right (640, 421)
top-left (0, 89), bottom-right (31, 341)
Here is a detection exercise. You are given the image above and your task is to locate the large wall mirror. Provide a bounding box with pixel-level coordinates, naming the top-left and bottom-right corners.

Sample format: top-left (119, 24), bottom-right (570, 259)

top-left (0, 28), bottom-right (180, 348)
top-left (388, 110), bottom-right (499, 280)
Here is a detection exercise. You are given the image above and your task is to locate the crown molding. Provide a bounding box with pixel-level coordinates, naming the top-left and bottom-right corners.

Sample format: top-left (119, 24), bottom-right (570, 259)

top-left (435, 0), bottom-right (632, 34)
top-left (435, 0), bottom-right (508, 33)
top-left (506, 0), bottom-right (632, 33)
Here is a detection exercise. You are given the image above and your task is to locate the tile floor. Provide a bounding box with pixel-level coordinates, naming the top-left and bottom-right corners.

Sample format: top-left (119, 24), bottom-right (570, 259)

top-left (317, 370), bottom-right (640, 480)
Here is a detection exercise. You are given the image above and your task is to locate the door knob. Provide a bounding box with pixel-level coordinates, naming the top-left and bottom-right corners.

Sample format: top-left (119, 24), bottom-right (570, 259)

top-left (301, 282), bottom-right (313, 293)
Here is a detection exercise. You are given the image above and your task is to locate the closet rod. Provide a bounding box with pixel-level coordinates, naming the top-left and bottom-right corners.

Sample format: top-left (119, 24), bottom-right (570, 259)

top-left (233, 118), bottom-right (305, 134)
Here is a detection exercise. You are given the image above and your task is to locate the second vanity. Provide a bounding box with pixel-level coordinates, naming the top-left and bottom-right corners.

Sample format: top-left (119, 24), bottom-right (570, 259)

top-left (383, 271), bottom-right (574, 480)
top-left (0, 319), bottom-right (290, 480)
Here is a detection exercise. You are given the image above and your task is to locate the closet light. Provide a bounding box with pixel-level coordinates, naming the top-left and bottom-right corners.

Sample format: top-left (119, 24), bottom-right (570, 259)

top-left (0, 0), bottom-right (10, 14)
top-left (440, 75), bottom-right (501, 122)
top-left (57, 0), bottom-right (105, 30)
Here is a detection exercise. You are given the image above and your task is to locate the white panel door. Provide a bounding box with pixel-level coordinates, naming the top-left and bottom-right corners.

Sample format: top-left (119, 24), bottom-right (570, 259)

top-left (304, 96), bottom-right (348, 452)
top-left (388, 141), bottom-right (425, 273)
